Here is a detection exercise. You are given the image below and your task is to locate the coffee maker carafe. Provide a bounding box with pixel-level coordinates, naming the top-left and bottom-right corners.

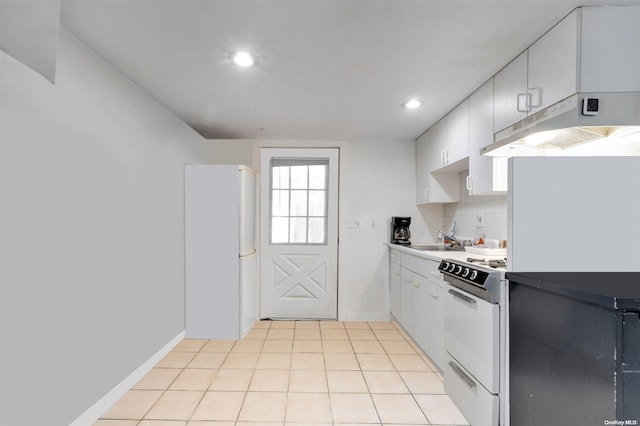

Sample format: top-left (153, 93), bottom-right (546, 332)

top-left (391, 216), bottom-right (412, 245)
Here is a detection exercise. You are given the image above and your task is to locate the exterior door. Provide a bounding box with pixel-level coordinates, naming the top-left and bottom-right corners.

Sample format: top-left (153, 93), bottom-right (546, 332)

top-left (260, 148), bottom-right (339, 319)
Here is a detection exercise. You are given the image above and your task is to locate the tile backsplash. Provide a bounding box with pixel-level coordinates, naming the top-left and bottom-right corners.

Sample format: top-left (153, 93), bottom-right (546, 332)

top-left (443, 172), bottom-right (508, 242)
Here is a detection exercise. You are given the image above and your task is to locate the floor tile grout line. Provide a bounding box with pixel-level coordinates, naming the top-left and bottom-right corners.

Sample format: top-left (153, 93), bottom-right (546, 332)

top-left (95, 320), bottom-right (458, 425)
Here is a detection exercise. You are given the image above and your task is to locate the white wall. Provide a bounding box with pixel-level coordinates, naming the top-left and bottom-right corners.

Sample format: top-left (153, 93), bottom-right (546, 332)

top-left (207, 139), bottom-right (441, 321)
top-left (338, 140), bottom-right (441, 320)
top-left (0, 28), bottom-right (207, 425)
top-left (443, 171), bottom-right (508, 242)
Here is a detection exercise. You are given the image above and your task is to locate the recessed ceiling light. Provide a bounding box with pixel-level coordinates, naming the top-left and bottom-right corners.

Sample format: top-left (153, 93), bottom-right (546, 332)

top-left (403, 99), bottom-right (422, 109)
top-left (233, 51), bottom-right (255, 67)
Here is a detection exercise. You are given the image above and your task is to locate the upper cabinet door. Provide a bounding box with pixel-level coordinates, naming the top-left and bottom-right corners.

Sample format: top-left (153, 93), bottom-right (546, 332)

top-left (527, 9), bottom-right (579, 115)
top-left (581, 6), bottom-right (640, 92)
top-left (493, 51), bottom-right (528, 133)
top-left (445, 98), bottom-right (470, 166)
top-left (469, 79), bottom-right (507, 195)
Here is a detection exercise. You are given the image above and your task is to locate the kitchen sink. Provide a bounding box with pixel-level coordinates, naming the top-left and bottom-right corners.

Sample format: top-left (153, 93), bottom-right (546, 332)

top-left (409, 244), bottom-right (465, 252)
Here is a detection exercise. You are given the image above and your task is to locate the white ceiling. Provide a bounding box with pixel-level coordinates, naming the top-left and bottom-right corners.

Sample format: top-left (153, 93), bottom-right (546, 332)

top-left (60, 0), bottom-right (640, 141)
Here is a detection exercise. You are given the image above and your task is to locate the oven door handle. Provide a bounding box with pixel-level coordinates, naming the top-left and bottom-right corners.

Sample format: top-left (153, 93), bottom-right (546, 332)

top-left (448, 360), bottom-right (477, 389)
top-left (448, 289), bottom-right (476, 305)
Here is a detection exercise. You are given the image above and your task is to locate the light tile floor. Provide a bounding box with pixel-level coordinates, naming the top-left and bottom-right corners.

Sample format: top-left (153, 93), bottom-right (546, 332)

top-left (94, 320), bottom-right (469, 426)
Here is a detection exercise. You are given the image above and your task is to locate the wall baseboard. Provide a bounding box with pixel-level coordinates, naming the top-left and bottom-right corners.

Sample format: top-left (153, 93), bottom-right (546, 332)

top-left (343, 312), bottom-right (393, 321)
top-left (69, 330), bottom-right (185, 425)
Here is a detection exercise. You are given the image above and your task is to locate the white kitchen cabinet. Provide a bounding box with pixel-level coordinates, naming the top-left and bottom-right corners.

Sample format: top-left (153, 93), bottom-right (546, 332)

top-left (412, 273), bottom-right (445, 370)
top-left (423, 276), bottom-right (445, 370)
top-left (494, 6), bottom-right (640, 133)
top-left (411, 273), bottom-right (430, 352)
top-left (415, 120), bottom-right (460, 205)
top-left (494, 10), bottom-right (579, 131)
top-left (493, 51), bottom-right (528, 133)
top-left (389, 249), bottom-right (401, 321)
top-left (400, 266), bottom-right (414, 335)
top-left (393, 251), bottom-right (446, 371)
top-left (581, 6), bottom-right (640, 92)
top-left (440, 98), bottom-right (470, 170)
top-left (468, 79), bottom-right (507, 195)
top-left (527, 9), bottom-right (579, 115)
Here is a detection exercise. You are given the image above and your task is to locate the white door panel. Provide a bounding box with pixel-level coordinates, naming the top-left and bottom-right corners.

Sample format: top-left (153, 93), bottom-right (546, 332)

top-left (260, 148), bottom-right (339, 319)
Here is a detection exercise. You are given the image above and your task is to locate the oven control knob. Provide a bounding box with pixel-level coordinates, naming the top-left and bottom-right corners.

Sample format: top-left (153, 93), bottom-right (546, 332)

top-left (448, 263), bottom-right (456, 272)
top-left (441, 261), bottom-right (449, 271)
top-left (469, 270), bottom-right (478, 280)
top-left (462, 267), bottom-right (470, 277)
top-left (455, 265), bottom-right (462, 274)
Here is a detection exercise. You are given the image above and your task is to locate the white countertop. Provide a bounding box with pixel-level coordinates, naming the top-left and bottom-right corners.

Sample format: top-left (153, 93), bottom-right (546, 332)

top-left (389, 242), bottom-right (507, 262)
top-left (387, 243), bottom-right (470, 262)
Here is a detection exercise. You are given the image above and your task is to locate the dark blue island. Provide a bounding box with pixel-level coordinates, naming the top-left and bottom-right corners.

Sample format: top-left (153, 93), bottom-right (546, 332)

top-left (507, 272), bottom-right (640, 426)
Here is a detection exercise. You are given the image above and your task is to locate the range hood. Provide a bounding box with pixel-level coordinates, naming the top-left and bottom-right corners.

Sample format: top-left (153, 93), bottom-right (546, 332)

top-left (482, 92), bottom-right (640, 157)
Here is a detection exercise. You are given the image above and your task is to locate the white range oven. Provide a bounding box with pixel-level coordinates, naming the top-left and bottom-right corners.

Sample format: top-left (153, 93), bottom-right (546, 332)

top-left (438, 258), bottom-right (508, 426)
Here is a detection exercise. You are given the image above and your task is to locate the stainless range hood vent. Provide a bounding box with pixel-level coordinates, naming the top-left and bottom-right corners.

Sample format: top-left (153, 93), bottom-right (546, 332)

top-left (482, 93), bottom-right (640, 157)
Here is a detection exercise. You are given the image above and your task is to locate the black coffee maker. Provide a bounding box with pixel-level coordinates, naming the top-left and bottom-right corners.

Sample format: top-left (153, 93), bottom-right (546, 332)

top-left (391, 216), bottom-right (412, 245)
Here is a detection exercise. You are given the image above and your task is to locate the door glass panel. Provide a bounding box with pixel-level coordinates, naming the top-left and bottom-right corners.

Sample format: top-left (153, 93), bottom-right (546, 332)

top-left (272, 190), bottom-right (289, 216)
top-left (270, 158), bottom-right (329, 244)
top-left (272, 166), bottom-right (290, 189)
top-left (272, 217), bottom-right (289, 243)
top-left (289, 218), bottom-right (307, 243)
top-left (290, 166), bottom-right (308, 189)
top-left (308, 190), bottom-right (325, 216)
top-left (290, 190), bottom-right (308, 216)
top-left (309, 165), bottom-right (326, 189)
top-left (308, 218), bottom-right (325, 243)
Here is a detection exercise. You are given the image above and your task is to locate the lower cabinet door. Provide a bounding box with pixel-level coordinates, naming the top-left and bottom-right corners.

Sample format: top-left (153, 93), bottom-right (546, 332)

top-left (390, 262), bottom-right (401, 320)
top-left (425, 278), bottom-right (445, 370)
top-left (411, 273), bottom-right (430, 351)
top-left (400, 267), bottom-right (414, 335)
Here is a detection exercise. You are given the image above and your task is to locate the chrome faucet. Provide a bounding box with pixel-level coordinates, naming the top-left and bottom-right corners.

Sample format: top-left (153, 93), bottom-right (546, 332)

top-left (438, 230), bottom-right (465, 247)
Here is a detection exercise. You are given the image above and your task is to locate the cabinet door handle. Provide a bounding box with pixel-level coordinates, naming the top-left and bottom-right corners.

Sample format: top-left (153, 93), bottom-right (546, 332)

top-left (466, 175), bottom-right (473, 192)
top-left (424, 188), bottom-right (429, 201)
top-left (429, 292), bottom-right (439, 299)
top-left (430, 271), bottom-right (441, 277)
top-left (444, 148), bottom-right (449, 165)
top-left (448, 289), bottom-right (476, 305)
top-left (448, 361), bottom-right (477, 388)
top-left (516, 92), bottom-right (530, 113)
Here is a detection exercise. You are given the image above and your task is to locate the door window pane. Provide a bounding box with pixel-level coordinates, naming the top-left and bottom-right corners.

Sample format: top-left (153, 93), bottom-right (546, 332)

top-left (308, 218), bottom-right (325, 243)
top-left (289, 218), bottom-right (307, 243)
top-left (290, 166), bottom-right (308, 189)
top-left (290, 190), bottom-right (308, 216)
top-left (309, 165), bottom-right (326, 189)
top-left (270, 158), bottom-right (329, 244)
top-left (272, 190), bottom-right (289, 216)
top-left (272, 166), bottom-right (290, 189)
top-left (308, 190), bottom-right (325, 216)
top-left (272, 217), bottom-right (289, 243)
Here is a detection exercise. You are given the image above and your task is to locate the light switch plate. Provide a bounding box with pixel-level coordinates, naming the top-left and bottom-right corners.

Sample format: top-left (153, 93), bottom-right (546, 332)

top-left (346, 218), bottom-right (361, 228)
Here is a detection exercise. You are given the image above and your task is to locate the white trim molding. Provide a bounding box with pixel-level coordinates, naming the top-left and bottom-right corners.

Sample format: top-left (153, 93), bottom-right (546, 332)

top-left (69, 330), bottom-right (185, 425)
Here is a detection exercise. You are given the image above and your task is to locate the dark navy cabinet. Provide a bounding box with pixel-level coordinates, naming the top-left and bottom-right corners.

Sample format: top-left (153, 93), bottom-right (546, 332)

top-left (507, 272), bottom-right (640, 426)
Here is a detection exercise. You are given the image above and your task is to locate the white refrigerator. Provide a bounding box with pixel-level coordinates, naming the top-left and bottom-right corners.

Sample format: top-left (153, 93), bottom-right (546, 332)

top-left (185, 164), bottom-right (257, 339)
